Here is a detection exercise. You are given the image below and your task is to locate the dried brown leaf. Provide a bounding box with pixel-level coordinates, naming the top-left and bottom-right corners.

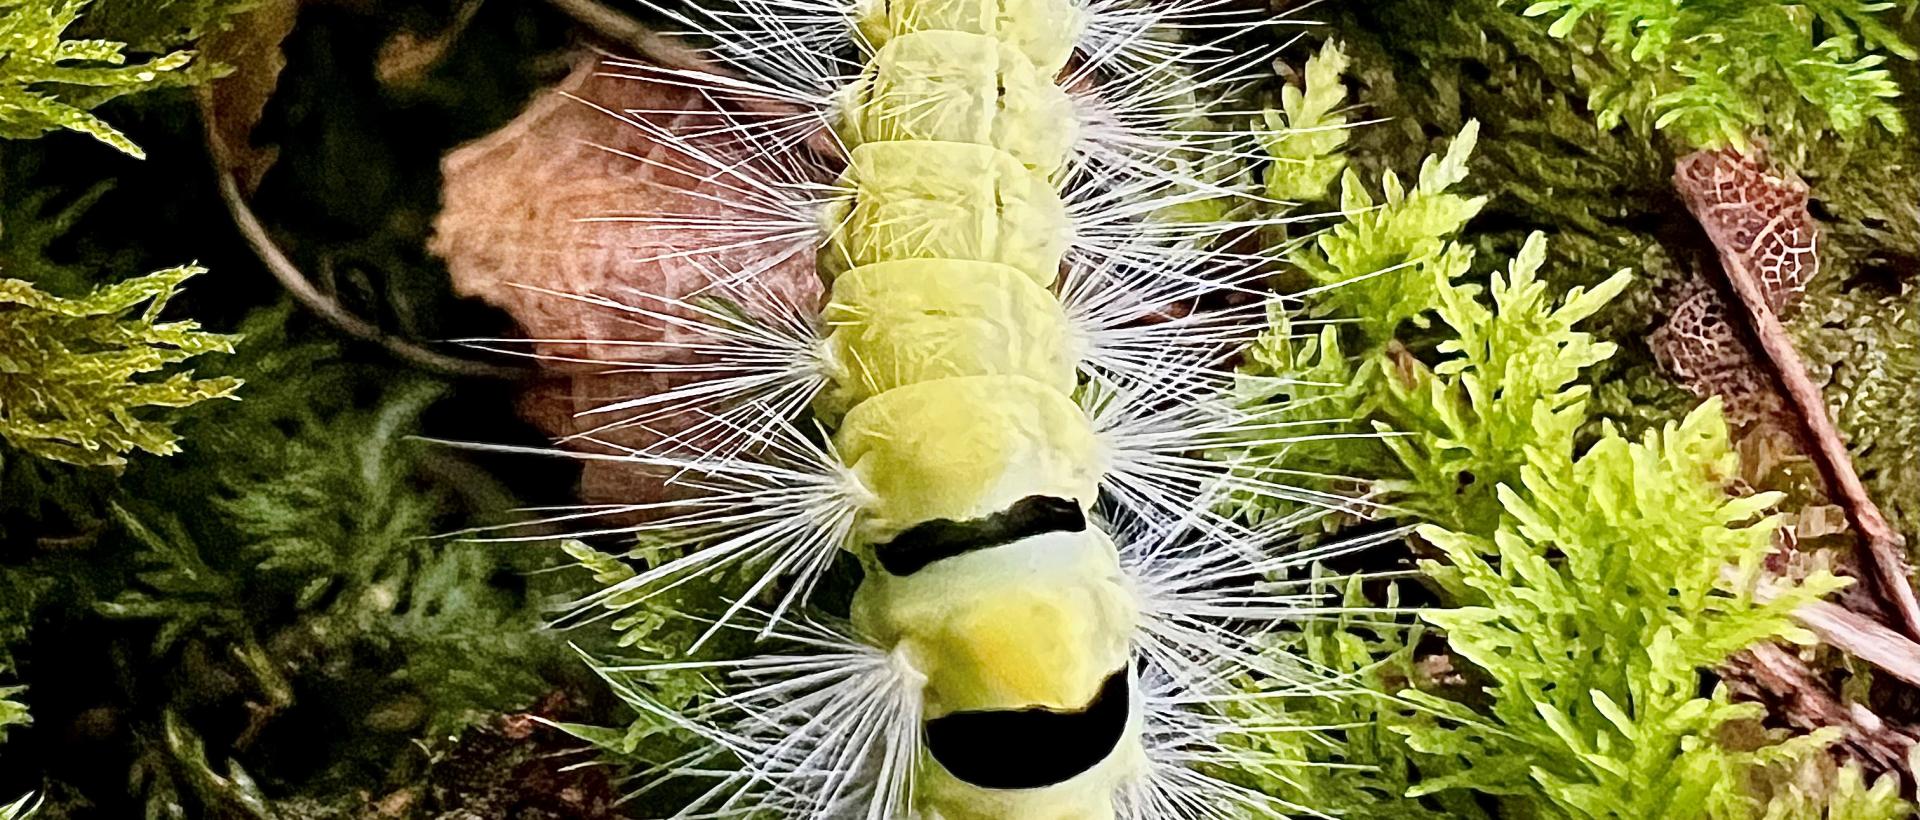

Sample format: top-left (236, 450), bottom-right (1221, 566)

top-left (1651, 146), bottom-right (1819, 426)
top-left (198, 0), bottom-right (301, 195)
top-left (1662, 146), bottom-right (1920, 642)
top-left (429, 52), bottom-right (821, 503)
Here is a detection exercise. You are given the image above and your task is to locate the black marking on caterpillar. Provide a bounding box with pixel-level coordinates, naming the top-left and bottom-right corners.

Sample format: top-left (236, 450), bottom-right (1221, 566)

top-left (874, 495), bottom-right (1089, 575)
top-left (924, 668), bottom-right (1133, 790)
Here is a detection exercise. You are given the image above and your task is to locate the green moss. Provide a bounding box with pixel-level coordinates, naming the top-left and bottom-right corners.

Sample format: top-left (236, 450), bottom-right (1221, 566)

top-left (1236, 53), bottom-right (1902, 811)
top-left (0, 0), bottom-right (198, 157)
top-left (0, 267), bottom-right (240, 468)
top-left (1295, 123), bottom-right (1486, 347)
top-left (1320, 0), bottom-right (1700, 434)
top-left (1227, 576), bottom-right (1487, 819)
top-left (1261, 40), bottom-right (1354, 203)
top-left (1508, 0), bottom-right (1914, 149)
top-left (1404, 402), bottom-right (1856, 818)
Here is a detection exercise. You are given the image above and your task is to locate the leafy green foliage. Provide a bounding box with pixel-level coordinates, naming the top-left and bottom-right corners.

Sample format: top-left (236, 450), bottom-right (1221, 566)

top-left (99, 325), bottom-right (554, 738)
top-left (1239, 90), bottom-right (1896, 815)
top-left (0, 300), bottom-right (571, 815)
top-left (1, 560), bottom-right (33, 818)
top-left (1240, 238), bottom-right (1886, 815)
top-left (1794, 281), bottom-right (1920, 541)
top-left (0, 0), bottom-right (198, 157)
top-left (1753, 758), bottom-right (1913, 820)
top-left (548, 539), bottom-right (760, 769)
top-left (1403, 401), bottom-right (1849, 818)
top-left (0, 671), bottom-right (23, 744)
top-left (1295, 122), bottom-right (1485, 346)
top-left (0, 156), bottom-right (116, 297)
top-left (1225, 313), bottom-right (1386, 528)
top-left (72, 0), bottom-right (260, 54)
top-left (1261, 40), bottom-right (1353, 203)
top-left (0, 266), bottom-right (240, 468)
top-left (1381, 235), bottom-right (1630, 532)
top-left (1508, 0), bottom-right (1916, 148)
top-left (1228, 576), bottom-right (1487, 819)
top-left (1321, 0), bottom-right (1702, 435)
top-left (1225, 122), bottom-right (1493, 527)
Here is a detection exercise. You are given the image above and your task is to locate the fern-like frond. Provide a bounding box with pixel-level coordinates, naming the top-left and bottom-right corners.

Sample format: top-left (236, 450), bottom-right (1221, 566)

top-left (0, 0), bottom-right (203, 156)
top-left (0, 266), bottom-right (240, 467)
top-left (1510, 0), bottom-right (1916, 147)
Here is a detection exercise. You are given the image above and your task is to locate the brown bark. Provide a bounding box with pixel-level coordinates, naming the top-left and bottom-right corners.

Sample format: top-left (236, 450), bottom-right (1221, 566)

top-left (1725, 643), bottom-right (1919, 775)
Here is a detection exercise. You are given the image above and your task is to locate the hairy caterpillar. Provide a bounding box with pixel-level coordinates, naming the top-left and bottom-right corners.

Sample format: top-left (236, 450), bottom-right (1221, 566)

top-left (448, 1), bottom-right (1369, 817)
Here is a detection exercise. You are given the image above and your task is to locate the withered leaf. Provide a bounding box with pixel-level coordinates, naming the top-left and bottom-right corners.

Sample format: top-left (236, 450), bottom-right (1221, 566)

top-left (430, 52), bottom-right (822, 503)
top-left (1651, 146), bottom-right (1820, 427)
top-left (199, 0), bottom-right (302, 195)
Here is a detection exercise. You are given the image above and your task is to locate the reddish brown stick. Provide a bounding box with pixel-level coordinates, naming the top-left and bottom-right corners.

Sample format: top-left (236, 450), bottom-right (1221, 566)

top-left (1717, 267), bottom-right (1920, 641)
top-left (1671, 149), bottom-right (1920, 643)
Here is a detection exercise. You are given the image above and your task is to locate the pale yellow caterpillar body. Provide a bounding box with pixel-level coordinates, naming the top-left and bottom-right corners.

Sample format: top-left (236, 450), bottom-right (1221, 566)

top-left (467, 1), bottom-right (1364, 817)
top-left (827, 3), bottom-right (1138, 816)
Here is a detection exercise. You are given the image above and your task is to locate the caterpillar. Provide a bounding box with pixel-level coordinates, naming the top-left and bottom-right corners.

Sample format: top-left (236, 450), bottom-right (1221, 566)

top-left (449, 1), bottom-right (1370, 817)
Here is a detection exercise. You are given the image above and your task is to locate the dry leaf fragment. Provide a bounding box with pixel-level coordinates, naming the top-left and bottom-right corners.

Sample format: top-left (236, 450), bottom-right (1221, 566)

top-left (1652, 146), bottom-right (1819, 426)
top-left (430, 52), bottom-right (822, 503)
top-left (1662, 146), bottom-right (1920, 642)
top-left (198, 0), bottom-right (302, 195)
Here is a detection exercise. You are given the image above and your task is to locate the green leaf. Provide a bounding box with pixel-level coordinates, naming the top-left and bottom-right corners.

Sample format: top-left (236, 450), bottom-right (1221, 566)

top-left (0, 265), bottom-right (240, 468)
top-left (0, 0), bottom-right (210, 156)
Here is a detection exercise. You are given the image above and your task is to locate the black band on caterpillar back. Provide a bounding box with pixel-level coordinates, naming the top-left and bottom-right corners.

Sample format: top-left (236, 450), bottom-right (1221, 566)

top-left (923, 668), bottom-right (1131, 790)
top-left (873, 495), bottom-right (1086, 576)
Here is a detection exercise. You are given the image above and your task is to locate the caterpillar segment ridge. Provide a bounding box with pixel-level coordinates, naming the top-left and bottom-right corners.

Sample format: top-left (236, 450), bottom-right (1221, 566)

top-left (484, 1), bottom-right (1364, 818)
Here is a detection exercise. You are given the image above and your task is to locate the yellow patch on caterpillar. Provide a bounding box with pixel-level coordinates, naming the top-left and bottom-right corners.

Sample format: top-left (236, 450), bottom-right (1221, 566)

top-left (835, 374), bottom-right (1101, 539)
top-left (853, 0), bottom-right (1086, 75)
top-left (855, 528), bottom-right (1136, 715)
top-left (839, 30), bottom-right (1076, 175)
top-left (820, 258), bottom-right (1078, 414)
top-left (822, 141), bottom-right (1069, 286)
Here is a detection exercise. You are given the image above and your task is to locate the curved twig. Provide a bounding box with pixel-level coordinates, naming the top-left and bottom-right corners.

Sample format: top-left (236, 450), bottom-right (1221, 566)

top-left (200, 73), bottom-right (535, 381)
top-left (213, 169), bottom-right (534, 380)
top-left (541, 0), bottom-right (714, 71)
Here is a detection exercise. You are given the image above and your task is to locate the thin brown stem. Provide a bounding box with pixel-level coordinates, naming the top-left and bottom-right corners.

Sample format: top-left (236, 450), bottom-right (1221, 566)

top-left (200, 85), bottom-right (534, 381)
top-left (1720, 265), bottom-right (1920, 641)
top-left (213, 168), bottom-right (533, 380)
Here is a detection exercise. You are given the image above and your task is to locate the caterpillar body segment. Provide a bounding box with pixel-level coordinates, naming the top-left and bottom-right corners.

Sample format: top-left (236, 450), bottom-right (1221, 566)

top-left (487, 1), bottom-right (1376, 817)
top-left (818, 259), bottom-right (1079, 414)
top-left (822, 141), bottom-right (1071, 281)
top-left (853, 0), bottom-right (1085, 73)
top-left (838, 30), bottom-right (1078, 175)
